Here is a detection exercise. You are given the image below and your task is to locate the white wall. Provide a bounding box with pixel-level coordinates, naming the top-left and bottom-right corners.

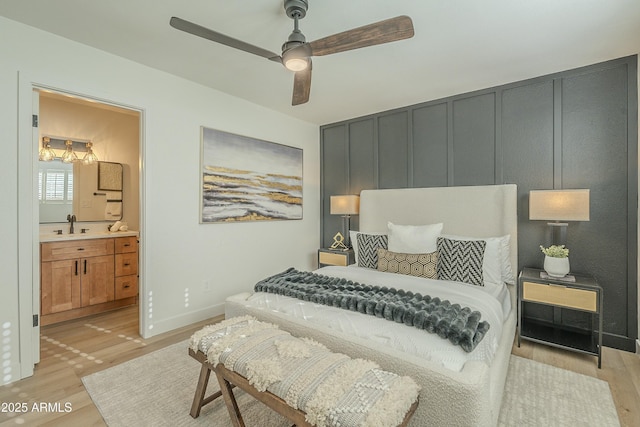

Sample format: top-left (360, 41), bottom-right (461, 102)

top-left (0, 16), bottom-right (320, 384)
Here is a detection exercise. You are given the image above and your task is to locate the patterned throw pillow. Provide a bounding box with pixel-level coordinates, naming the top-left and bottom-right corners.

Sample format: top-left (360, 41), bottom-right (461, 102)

top-left (437, 237), bottom-right (486, 286)
top-left (377, 248), bottom-right (438, 279)
top-left (357, 234), bottom-right (388, 269)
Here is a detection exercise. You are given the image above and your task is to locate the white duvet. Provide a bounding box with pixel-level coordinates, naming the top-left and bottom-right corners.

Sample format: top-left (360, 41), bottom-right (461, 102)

top-left (242, 265), bottom-right (509, 372)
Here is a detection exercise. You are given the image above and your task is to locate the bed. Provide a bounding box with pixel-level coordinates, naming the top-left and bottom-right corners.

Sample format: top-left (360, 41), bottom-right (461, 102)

top-left (226, 184), bottom-right (518, 426)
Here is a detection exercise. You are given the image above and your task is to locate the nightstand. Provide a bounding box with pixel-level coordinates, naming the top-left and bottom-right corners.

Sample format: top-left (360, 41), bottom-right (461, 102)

top-left (318, 248), bottom-right (355, 267)
top-left (517, 267), bottom-right (603, 368)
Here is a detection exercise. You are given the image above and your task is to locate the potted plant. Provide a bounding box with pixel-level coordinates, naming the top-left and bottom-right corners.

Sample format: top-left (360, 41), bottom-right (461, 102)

top-left (540, 245), bottom-right (570, 277)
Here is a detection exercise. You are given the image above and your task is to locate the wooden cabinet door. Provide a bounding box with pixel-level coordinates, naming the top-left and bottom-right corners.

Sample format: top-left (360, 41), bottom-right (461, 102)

top-left (80, 255), bottom-right (115, 306)
top-left (41, 259), bottom-right (81, 315)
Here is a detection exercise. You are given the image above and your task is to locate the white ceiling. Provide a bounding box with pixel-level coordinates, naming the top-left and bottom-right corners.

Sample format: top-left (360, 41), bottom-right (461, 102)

top-left (2, 0), bottom-right (639, 125)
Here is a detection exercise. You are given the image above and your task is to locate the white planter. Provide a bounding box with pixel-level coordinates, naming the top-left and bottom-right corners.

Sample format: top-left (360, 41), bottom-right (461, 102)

top-left (544, 256), bottom-right (570, 278)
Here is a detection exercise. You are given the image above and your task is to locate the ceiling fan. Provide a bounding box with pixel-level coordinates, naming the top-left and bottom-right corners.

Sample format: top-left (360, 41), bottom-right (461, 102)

top-left (170, 0), bottom-right (414, 106)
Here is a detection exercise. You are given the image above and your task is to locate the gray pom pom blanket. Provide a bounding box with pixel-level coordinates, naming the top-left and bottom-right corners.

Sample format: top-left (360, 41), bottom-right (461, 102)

top-left (255, 268), bottom-right (490, 352)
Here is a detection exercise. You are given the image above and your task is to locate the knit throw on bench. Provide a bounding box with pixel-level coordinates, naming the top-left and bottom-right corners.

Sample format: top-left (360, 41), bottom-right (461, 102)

top-left (190, 316), bottom-right (420, 427)
top-left (254, 268), bottom-right (490, 353)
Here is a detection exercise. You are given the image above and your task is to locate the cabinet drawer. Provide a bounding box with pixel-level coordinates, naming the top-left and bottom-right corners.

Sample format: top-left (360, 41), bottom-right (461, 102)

top-left (319, 251), bottom-right (348, 266)
top-left (115, 236), bottom-right (138, 254)
top-left (115, 276), bottom-right (138, 299)
top-left (115, 253), bottom-right (138, 277)
top-left (522, 281), bottom-right (597, 312)
top-left (41, 239), bottom-right (114, 262)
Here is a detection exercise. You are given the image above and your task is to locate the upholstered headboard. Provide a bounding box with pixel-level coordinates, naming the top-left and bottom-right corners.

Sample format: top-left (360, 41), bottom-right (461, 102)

top-left (359, 184), bottom-right (518, 273)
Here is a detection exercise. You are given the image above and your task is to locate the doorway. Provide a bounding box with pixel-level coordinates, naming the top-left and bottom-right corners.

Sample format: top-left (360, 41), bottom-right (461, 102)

top-left (33, 88), bottom-right (143, 365)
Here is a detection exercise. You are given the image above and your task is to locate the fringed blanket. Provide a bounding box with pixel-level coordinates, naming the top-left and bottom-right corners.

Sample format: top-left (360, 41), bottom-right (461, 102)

top-left (191, 316), bottom-right (420, 427)
top-left (254, 268), bottom-right (490, 352)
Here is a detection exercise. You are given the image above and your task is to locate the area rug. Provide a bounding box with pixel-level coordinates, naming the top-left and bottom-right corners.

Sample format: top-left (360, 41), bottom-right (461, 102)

top-left (497, 356), bottom-right (619, 427)
top-left (82, 340), bottom-right (620, 427)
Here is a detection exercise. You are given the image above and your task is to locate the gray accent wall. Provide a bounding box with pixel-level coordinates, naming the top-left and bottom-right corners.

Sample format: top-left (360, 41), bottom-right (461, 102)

top-left (320, 56), bottom-right (638, 351)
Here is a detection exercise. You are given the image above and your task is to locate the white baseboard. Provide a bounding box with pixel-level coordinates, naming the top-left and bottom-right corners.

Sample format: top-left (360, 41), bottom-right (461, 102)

top-left (143, 303), bottom-right (225, 338)
top-left (636, 339), bottom-right (640, 355)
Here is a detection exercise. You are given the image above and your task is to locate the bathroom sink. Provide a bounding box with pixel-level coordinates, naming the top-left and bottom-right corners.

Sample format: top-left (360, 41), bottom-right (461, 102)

top-left (40, 230), bottom-right (138, 243)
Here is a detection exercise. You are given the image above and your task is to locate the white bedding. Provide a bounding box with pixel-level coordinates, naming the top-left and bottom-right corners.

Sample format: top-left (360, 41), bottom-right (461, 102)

top-left (242, 265), bottom-right (509, 372)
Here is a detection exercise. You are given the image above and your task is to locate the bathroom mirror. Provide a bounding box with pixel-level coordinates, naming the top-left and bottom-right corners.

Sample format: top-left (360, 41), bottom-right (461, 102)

top-left (38, 159), bottom-right (73, 223)
top-left (39, 160), bottom-right (123, 223)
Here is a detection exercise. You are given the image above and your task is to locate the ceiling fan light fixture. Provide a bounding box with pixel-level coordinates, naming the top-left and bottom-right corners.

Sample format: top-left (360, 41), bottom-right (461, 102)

top-left (284, 57), bottom-right (309, 72)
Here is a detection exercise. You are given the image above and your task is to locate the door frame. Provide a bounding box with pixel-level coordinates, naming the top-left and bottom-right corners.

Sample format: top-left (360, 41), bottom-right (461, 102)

top-left (17, 72), bottom-right (146, 379)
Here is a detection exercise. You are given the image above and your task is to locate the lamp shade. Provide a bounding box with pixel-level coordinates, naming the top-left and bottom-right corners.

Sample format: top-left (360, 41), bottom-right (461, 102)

top-left (330, 195), bottom-right (360, 215)
top-left (529, 189), bottom-right (590, 221)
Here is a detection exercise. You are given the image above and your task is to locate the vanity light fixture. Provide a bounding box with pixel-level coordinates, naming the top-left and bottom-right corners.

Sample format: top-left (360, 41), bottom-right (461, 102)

top-left (38, 136), bottom-right (56, 162)
top-left (61, 139), bottom-right (78, 163)
top-left (82, 141), bottom-right (99, 165)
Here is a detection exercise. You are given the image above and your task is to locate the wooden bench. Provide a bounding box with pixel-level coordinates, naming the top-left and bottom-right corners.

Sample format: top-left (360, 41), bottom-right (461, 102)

top-left (189, 347), bottom-right (418, 427)
top-left (189, 316), bottom-right (419, 427)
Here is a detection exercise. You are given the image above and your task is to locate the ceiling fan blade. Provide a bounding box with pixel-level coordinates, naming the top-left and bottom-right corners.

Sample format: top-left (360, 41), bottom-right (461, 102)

top-left (305, 15), bottom-right (414, 57)
top-left (170, 17), bottom-right (282, 63)
top-left (292, 63), bottom-right (312, 106)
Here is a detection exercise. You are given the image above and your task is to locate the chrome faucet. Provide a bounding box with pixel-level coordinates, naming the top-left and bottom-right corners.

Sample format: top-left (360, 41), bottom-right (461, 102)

top-left (67, 214), bottom-right (76, 234)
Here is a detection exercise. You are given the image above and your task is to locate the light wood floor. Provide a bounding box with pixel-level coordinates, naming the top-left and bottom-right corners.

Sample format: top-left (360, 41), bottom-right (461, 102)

top-left (1, 306), bottom-right (638, 426)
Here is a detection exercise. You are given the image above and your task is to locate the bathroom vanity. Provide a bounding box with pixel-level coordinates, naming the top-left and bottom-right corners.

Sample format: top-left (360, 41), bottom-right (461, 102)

top-left (40, 232), bottom-right (138, 326)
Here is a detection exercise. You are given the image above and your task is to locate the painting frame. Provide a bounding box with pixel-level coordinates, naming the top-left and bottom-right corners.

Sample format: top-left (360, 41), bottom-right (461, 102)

top-left (97, 161), bottom-right (123, 191)
top-left (199, 127), bottom-right (303, 223)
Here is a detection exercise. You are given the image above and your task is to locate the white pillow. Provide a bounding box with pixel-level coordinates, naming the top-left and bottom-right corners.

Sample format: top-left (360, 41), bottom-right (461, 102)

top-left (441, 234), bottom-right (502, 286)
top-left (387, 222), bottom-right (443, 254)
top-left (500, 235), bottom-right (516, 285)
top-left (349, 230), bottom-right (358, 260)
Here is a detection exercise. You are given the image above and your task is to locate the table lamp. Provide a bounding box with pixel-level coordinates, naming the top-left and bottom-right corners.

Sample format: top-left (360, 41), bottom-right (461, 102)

top-left (529, 189), bottom-right (590, 245)
top-left (330, 195), bottom-right (360, 250)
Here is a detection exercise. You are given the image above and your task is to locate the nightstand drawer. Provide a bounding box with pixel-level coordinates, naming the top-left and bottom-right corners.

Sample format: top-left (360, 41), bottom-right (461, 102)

top-left (318, 251), bottom-right (349, 266)
top-left (522, 281), bottom-right (597, 312)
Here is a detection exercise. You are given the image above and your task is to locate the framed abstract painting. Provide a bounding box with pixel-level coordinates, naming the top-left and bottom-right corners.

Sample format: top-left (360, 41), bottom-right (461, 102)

top-left (200, 127), bottom-right (303, 223)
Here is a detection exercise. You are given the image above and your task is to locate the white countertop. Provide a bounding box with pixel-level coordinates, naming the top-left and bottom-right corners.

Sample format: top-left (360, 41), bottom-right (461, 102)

top-left (40, 230), bottom-right (139, 243)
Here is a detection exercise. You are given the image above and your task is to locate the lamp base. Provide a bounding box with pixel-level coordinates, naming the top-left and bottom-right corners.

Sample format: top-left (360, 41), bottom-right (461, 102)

top-left (547, 222), bottom-right (568, 246)
top-left (342, 215), bottom-right (352, 249)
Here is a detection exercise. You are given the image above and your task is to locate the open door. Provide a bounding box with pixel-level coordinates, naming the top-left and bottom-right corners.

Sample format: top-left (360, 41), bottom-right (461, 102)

top-left (31, 89), bottom-right (41, 365)
top-left (15, 72), bottom-right (39, 380)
